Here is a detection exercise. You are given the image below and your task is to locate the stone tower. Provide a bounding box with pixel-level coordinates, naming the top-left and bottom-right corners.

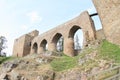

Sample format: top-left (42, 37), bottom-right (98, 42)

top-left (13, 30), bottom-right (39, 57)
top-left (92, 0), bottom-right (120, 45)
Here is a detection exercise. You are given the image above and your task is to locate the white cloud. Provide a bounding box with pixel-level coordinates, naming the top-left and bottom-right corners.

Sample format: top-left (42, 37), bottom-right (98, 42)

top-left (26, 11), bottom-right (42, 24)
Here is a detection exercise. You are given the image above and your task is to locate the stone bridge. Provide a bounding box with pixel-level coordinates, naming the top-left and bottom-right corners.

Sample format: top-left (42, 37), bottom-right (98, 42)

top-left (30, 11), bottom-right (96, 56)
top-left (13, 11), bottom-right (96, 57)
top-left (13, 0), bottom-right (120, 57)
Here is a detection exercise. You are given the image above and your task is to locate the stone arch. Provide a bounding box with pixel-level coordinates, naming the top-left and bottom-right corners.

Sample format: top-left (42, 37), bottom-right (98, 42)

top-left (64, 25), bottom-right (83, 56)
top-left (49, 33), bottom-right (63, 51)
top-left (32, 42), bottom-right (38, 53)
top-left (52, 33), bottom-right (62, 43)
top-left (69, 25), bottom-right (83, 55)
top-left (39, 39), bottom-right (48, 53)
top-left (68, 25), bottom-right (81, 38)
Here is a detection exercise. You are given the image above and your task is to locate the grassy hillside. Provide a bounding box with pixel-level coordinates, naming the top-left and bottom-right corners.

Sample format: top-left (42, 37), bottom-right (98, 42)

top-left (1, 40), bottom-right (120, 72)
top-left (0, 56), bottom-right (15, 65)
top-left (50, 55), bottom-right (77, 71)
top-left (98, 40), bottom-right (120, 63)
top-left (0, 40), bottom-right (120, 80)
top-left (50, 40), bottom-right (120, 72)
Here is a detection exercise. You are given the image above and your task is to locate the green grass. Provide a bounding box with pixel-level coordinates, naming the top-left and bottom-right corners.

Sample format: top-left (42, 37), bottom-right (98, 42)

top-left (50, 40), bottom-right (120, 72)
top-left (76, 47), bottom-right (98, 71)
top-left (87, 40), bottom-right (120, 79)
top-left (98, 40), bottom-right (120, 63)
top-left (50, 55), bottom-right (77, 71)
top-left (0, 56), bottom-right (16, 64)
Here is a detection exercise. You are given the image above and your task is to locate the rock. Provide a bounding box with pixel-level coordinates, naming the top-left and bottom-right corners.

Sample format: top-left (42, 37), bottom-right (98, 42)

top-left (35, 56), bottom-right (53, 64)
top-left (21, 76), bottom-right (27, 80)
top-left (55, 69), bottom-right (81, 80)
top-left (78, 58), bottom-right (85, 65)
top-left (99, 60), bottom-right (107, 68)
top-left (0, 73), bottom-right (9, 80)
top-left (42, 51), bottom-right (62, 57)
top-left (81, 72), bottom-right (87, 80)
top-left (1, 61), bottom-right (18, 72)
top-left (36, 76), bottom-right (43, 80)
top-left (36, 75), bottom-right (49, 80)
top-left (91, 67), bottom-right (100, 74)
top-left (10, 70), bottom-right (28, 80)
top-left (88, 51), bottom-right (97, 60)
top-left (36, 71), bottom-right (55, 80)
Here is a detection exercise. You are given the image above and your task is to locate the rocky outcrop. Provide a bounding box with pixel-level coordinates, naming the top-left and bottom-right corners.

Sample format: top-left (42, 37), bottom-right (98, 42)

top-left (0, 48), bottom-right (116, 80)
top-left (0, 53), bottom-right (83, 80)
top-left (0, 53), bottom-right (56, 80)
top-left (55, 69), bottom-right (81, 80)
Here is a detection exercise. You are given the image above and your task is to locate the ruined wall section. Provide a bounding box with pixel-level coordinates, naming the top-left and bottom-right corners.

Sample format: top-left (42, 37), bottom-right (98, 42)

top-left (22, 34), bottom-right (34, 56)
top-left (31, 11), bottom-right (96, 56)
top-left (28, 30), bottom-right (39, 37)
top-left (96, 29), bottom-right (105, 40)
top-left (13, 35), bottom-right (26, 57)
top-left (93, 0), bottom-right (120, 45)
top-left (31, 11), bottom-right (96, 47)
top-left (13, 30), bottom-right (39, 57)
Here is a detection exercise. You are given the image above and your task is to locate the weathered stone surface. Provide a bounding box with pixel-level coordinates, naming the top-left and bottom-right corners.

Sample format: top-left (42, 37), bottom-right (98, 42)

top-left (55, 69), bottom-right (81, 80)
top-left (13, 0), bottom-right (120, 57)
top-left (13, 30), bottom-right (39, 57)
top-left (35, 56), bottom-right (53, 64)
top-left (92, 0), bottom-right (120, 45)
top-left (10, 70), bottom-right (22, 80)
top-left (36, 71), bottom-right (55, 80)
top-left (96, 29), bottom-right (105, 40)
top-left (78, 50), bottom-right (98, 66)
top-left (42, 51), bottom-right (62, 57)
top-left (0, 73), bottom-right (9, 80)
top-left (13, 11), bottom-right (96, 57)
top-left (1, 61), bottom-right (18, 72)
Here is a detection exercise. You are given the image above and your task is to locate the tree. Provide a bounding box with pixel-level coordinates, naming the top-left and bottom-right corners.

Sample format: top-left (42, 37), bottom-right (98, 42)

top-left (74, 35), bottom-right (81, 50)
top-left (57, 37), bottom-right (63, 52)
top-left (0, 36), bottom-right (7, 56)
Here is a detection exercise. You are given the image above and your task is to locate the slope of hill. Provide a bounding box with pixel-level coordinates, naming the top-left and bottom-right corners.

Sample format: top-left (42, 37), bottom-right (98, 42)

top-left (0, 40), bottom-right (120, 80)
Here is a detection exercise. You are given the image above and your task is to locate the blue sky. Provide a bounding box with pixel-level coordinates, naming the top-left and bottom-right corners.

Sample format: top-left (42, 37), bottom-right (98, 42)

top-left (0, 0), bottom-right (102, 56)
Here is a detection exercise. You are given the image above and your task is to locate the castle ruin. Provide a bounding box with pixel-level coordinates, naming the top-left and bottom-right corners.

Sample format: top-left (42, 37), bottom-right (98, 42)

top-left (13, 0), bottom-right (120, 57)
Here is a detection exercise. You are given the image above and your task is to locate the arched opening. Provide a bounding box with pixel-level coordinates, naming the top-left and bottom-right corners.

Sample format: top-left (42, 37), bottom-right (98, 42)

top-left (74, 29), bottom-right (83, 49)
top-left (40, 39), bottom-right (48, 51)
top-left (69, 25), bottom-right (83, 55)
top-left (91, 15), bottom-right (102, 30)
top-left (32, 42), bottom-right (38, 53)
top-left (52, 33), bottom-right (63, 52)
top-left (29, 42), bottom-right (31, 46)
top-left (57, 37), bottom-right (64, 52)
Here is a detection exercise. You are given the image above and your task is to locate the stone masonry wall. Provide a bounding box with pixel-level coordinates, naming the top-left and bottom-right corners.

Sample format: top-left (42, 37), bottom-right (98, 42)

top-left (13, 30), bottom-right (39, 57)
top-left (30, 11), bottom-right (96, 57)
top-left (92, 0), bottom-right (120, 45)
top-left (13, 1), bottom-right (120, 57)
top-left (96, 29), bottom-right (105, 40)
top-left (13, 35), bottom-right (26, 57)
